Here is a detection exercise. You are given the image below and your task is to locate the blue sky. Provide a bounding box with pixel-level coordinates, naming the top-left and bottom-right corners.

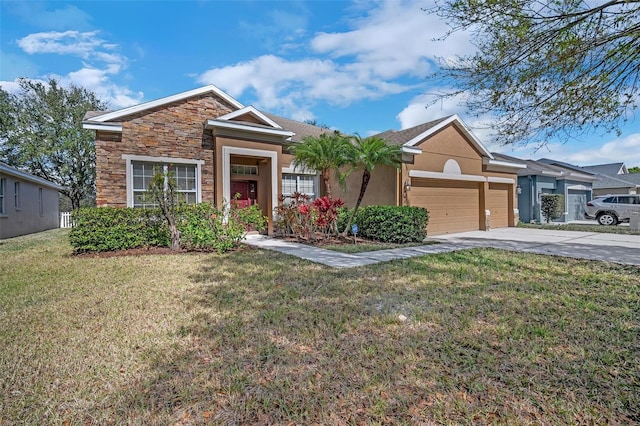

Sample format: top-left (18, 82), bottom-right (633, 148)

top-left (1, 0), bottom-right (638, 167)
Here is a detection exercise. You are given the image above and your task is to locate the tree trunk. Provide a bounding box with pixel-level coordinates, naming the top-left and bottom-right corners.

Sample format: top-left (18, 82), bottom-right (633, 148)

top-left (342, 170), bottom-right (370, 236)
top-left (166, 215), bottom-right (181, 251)
top-left (322, 169), bottom-right (332, 198)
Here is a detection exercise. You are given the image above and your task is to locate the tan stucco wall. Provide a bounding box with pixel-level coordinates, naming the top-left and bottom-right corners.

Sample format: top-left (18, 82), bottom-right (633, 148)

top-left (593, 188), bottom-right (631, 196)
top-left (408, 125), bottom-right (484, 175)
top-left (330, 165), bottom-right (398, 206)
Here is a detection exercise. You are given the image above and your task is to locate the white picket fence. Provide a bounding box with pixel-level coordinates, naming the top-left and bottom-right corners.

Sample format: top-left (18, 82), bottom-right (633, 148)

top-left (60, 211), bottom-right (74, 228)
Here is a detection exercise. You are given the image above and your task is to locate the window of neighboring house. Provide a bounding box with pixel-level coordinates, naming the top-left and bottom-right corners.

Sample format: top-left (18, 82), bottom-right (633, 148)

top-left (282, 174), bottom-right (316, 200)
top-left (14, 182), bottom-right (20, 209)
top-left (132, 161), bottom-right (197, 208)
top-left (39, 188), bottom-right (43, 216)
top-left (0, 178), bottom-right (5, 215)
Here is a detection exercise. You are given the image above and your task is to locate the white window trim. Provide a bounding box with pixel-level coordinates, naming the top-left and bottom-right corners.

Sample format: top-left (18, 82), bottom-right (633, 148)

top-left (122, 154), bottom-right (204, 207)
top-left (222, 146), bottom-right (278, 219)
top-left (14, 181), bottom-right (20, 210)
top-left (282, 173), bottom-right (317, 198)
top-left (0, 178), bottom-right (5, 216)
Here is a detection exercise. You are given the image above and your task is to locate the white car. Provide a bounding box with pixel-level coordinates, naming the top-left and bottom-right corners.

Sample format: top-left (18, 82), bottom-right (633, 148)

top-left (584, 194), bottom-right (640, 225)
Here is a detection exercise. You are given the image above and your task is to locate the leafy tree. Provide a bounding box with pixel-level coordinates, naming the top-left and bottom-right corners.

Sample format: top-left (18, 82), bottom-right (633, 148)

top-left (432, 0), bottom-right (640, 146)
top-left (341, 135), bottom-right (402, 236)
top-left (289, 131), bottom-right (352, 198)
top-left (628, 166), bottom-right (640, 174)
top-left (0, 78), bottom-right (106, 209)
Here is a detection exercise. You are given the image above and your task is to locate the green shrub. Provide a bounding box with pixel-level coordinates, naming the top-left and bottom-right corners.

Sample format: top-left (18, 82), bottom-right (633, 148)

top-left (540, 194), bottom-right (564, 223)
top-left (346, 205), bottom-right (429, 243)
top-left (179, 202), bottom-right (267, 253)
top-left (70, 203), bottom-right (267, 254)
top-left (69, 207), bottom-right (168, 253)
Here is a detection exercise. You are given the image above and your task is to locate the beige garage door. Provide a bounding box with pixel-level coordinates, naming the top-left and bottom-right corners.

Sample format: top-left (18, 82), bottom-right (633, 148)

top-left (487, 182), bottom-right (510, 228)
top-left (410, 178), bottom-right (480, 235)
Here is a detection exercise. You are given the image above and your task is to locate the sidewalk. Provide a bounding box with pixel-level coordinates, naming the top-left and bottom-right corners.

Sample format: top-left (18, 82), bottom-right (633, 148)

top-left (243, 234), bottom-right (464, 268)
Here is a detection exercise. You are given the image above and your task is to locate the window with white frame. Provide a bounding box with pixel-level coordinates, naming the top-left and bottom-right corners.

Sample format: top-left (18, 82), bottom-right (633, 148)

top-left (282, 174), bottom-right (316, 200)
top-left (14, 182), bottom-right (20, 209)
top-left (0, 178), bottom-right (5, 215)
top-left (132, 162), bottom-right (197, 208)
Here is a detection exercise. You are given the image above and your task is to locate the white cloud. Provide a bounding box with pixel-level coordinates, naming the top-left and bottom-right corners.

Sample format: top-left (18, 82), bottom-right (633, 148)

top-left (6, 30), bottom-right (141, 109)
top-left (18, 31), bottom-right (126, 68)
top-left (196, 0), bottom-right (473, 119)
top-left (198, 54), bottom-right (411, 115)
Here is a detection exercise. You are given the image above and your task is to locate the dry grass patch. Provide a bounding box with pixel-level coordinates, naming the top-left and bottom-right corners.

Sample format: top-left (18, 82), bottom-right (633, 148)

top-left (1, 229), bottom-right (638, 424)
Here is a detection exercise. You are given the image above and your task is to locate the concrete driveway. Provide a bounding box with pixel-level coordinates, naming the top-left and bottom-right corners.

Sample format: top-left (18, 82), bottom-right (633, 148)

top-left (431, 227), bottom-right (640, 266)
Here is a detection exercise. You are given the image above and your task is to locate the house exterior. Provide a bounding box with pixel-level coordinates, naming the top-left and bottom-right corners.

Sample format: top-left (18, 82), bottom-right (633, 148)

top-left (494, 154), bottom-right (596, 223)
top-left (83, 85), bottom-right (523, 236)
top-left (0, 162), bottom-right (61, 239)
top-left (334, 117), bottom-right (525, 234)
top-left (541, 159), bottom-right (640, 197)
top-left (582, 163), bottom-right (640, 196)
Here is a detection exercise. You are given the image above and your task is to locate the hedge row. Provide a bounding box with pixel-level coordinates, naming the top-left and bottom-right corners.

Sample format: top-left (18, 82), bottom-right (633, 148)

top-left (338, 205), bottom-right (429, 243)
top-left (69, 207), bottom-right (168, 253)
top-left (69, 203), bottom-right (266, 253)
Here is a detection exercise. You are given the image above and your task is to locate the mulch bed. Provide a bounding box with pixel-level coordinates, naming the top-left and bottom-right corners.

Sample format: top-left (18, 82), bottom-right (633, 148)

top-left (72, 234), bottom-right (362, 258)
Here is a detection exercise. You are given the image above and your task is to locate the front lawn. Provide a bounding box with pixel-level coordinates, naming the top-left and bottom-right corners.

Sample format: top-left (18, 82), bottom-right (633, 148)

top-left (1, 229), bottom-right (638, 424)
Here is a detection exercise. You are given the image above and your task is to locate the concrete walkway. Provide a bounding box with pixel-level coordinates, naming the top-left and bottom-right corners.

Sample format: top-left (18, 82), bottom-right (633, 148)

top-left (243, 234), bottom-right (465, 268)
top-left (244, 228), bottom-right (640, 268)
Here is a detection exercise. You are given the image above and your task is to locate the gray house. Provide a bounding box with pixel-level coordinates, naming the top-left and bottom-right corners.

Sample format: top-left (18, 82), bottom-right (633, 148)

top-left (0, 163), bottom-right (62, 239)
top-left (542, 160), bottom-right (640, 196)
top-left (494, 154), bottom-right (596, 223)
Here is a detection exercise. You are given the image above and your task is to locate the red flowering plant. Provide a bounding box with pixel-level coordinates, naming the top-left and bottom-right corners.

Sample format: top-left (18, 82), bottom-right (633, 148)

top-left (312, 196), bottom-right (344, 236)
top-left (274, 193), bottom-right (343, 241)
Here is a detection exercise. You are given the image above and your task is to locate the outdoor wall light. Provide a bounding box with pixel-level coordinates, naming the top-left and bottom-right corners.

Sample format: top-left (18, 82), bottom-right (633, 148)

top-left (404, 180), bottom-right (411, 192)
top-left (516, 185), bottom-right (522, 195)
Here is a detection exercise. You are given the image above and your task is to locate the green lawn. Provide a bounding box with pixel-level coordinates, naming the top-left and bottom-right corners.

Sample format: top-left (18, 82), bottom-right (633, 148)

top-left (1, 229), bottom-right (639, 424)
top-left (519, 222), bottom-right (640, 235)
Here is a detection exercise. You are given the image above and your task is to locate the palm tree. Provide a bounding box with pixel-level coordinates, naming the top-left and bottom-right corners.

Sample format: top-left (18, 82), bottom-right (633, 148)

top-left (290, 131), bottom-right (352, 198)
top-left (342, 135), bottom-right (402, 236)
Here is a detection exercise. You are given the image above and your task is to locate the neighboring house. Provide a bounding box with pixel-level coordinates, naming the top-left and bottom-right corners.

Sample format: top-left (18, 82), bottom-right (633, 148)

top-left (541, 159), bottom-right (640, 196)
top-left (0, 162), bottom-right (62, 239)
top-left (582, 162), bottom-right (628, 175)
top-left (494, 154), bottom-right (596, 223)
top-left (83, 85), bottom-right (524, 236)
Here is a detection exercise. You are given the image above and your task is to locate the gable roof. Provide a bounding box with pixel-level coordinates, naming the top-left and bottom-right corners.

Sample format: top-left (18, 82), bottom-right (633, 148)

top-left (374, 115), bottom-right (495, 159)
top-left (218, 106), bottom-right (283, 129)
top-left (87, 85), bottom-right (244, 123)
top-left (494, 153), bottom-right (596, 181)
top-left (593, 173), bottom-right (638, 189)
top-left (582, 162), bottom-right (627, 175)
top-left (0, 162), bottom-right (63, 190)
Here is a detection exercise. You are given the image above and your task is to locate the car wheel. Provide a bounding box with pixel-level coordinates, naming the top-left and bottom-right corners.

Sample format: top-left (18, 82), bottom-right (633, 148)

top-left (597, 212), bottom-right (618, 226)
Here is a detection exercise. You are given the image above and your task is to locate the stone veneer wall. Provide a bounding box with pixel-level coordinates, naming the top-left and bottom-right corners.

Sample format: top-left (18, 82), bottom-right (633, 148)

top-left (95, 93), bottom-right (234, 207)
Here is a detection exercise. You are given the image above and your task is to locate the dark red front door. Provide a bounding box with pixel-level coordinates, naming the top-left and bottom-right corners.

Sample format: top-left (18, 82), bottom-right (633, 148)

top-left (230, 181), bottom-right (257, 208)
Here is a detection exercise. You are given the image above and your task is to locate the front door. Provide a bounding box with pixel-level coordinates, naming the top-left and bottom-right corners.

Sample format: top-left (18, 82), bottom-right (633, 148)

top-left (230, 181), bottom-right (257, 208)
